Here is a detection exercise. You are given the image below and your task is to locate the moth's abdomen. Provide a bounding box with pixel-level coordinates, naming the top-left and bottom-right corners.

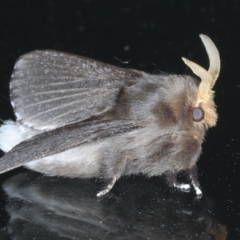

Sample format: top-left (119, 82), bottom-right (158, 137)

top-left (24, 142), bottom-right (104, 178)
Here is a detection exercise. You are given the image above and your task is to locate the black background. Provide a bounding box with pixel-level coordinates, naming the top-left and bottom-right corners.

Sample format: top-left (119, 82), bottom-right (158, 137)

top-left (0, 0), bottom-right (239, 239)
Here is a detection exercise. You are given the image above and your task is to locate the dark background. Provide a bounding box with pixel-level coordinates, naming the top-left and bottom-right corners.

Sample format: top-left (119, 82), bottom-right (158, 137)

top-left (0, 0), bottom-right (239, 239)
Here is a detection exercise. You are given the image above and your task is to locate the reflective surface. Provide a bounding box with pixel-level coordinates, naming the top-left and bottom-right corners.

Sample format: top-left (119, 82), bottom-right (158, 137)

top-left (0, 0), bottom-right (240, 239)
top-left (0, 171), bottom-right (227, 239)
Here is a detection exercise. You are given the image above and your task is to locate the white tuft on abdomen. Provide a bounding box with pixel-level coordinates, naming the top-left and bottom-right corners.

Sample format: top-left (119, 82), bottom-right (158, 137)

top-left (0, 121), bottom-right (24, 152)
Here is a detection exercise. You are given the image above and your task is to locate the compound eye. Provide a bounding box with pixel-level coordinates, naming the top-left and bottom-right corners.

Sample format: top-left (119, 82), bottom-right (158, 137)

top-left (192, 107), bottom-right (204, 122)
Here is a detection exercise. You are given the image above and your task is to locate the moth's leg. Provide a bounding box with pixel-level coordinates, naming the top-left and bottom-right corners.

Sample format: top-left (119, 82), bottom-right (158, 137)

top-left (166, 172), bottom-right (191, 191)
top-left (189, 164), bottom-right (202, 196)
top-left (96, 177), bottom-right (117, 198)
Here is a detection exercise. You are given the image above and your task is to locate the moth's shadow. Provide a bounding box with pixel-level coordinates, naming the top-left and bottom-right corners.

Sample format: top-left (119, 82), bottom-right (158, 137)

top-left (0, 171), bottom-right (227, 240)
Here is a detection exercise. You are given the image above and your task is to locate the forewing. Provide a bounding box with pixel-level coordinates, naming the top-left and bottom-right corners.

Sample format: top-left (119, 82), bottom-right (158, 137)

top-left (0, 119), bottom-right (143, 174)
top-left (11, 51), bottom-right (142, 131)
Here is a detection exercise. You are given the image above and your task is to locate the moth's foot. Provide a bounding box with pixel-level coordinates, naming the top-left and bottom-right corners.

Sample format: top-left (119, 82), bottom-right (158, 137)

top-left (97, 188), bottom-right (110, 198)
top-left (173, 183), bottom-right (191, 192)
top-left (195, 186), bottom-right (202, 196)
top-left (189, 164), bottom-right (202, 198)
top-left (96, 177), bottom-right (116, 198)
top-left (192, 182), bottom-right (202, 198)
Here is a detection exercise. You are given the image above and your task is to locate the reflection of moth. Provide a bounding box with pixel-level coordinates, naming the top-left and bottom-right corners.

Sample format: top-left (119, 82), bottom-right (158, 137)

top-left (2, 172), bottom-right (227, 240)
top-left (0, 35), bottom-right (220, 197)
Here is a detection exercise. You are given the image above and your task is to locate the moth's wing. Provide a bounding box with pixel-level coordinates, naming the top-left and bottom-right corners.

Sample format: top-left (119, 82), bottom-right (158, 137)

top-left (11, 51), bottom-right (142, 131)
top-left (0, 119), bottom-right (144, 174)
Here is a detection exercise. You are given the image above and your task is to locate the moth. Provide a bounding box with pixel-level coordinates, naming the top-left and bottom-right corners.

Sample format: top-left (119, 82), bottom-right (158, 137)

top-left (0, 34), bottom-right (220, 197)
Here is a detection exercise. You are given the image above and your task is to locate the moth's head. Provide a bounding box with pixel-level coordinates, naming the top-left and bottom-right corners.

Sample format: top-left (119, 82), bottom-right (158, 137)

top-left (182, 34), bottom-right (220, 129)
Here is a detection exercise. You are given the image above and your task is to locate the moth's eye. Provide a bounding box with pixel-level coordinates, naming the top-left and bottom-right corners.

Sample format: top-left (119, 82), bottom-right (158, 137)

top-left (192, 107), bottom-right (204, 122)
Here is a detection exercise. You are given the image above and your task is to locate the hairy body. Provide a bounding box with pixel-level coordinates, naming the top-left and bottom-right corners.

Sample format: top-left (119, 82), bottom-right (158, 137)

top-left (0, 35), bottom-right (220, 197)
